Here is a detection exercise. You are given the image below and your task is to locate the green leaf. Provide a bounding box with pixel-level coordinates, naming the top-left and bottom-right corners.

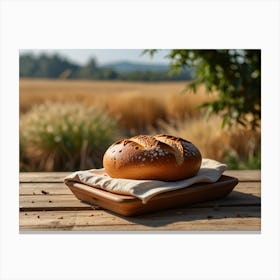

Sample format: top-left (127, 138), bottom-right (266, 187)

top-left (221, 115), bottom-right (229, 128)
top-left (141, 49), bottom-right (158, 58)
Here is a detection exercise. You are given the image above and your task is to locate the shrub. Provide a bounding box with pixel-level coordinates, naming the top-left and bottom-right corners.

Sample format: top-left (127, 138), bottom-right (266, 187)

top-left (20, 102), bottom-right (120, 171)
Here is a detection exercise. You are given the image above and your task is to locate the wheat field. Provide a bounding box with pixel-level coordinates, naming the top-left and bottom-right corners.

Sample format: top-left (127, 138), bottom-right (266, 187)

top-left (20, 79), bottom-right (216, 132)
top-left (20, 78), bottom-right (260, 171)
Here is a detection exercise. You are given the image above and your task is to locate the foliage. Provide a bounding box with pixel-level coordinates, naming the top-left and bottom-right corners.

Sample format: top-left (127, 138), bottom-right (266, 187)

top-left (19, 53), bottom-right (192, 81)
top-left (20, 53), bottom-right (79, 78)
top-left (73, 58), bottom-right (119, 80)
top-left (144, 49), bottom-right (261, 129)
top-left (20, 102), bottom-right (120, 171)
top-left (225, 149), bottom-right (261, 170)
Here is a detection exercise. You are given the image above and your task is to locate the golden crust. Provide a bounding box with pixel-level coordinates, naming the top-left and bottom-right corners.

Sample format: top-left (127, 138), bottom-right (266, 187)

top-left (103, 134), bottom-right (202, 181)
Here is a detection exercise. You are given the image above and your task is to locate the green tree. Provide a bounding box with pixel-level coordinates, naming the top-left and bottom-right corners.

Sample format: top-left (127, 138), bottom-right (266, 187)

top-left (144, 49), bottom-right (261, 129)
top-left (20, 53), bottom-right (79, 78)
top-left (20, 53), bottom-right (38, 76)
top-left (102, 68), bottom-right (118, 80)
top-left (75, 58), bottom-right (100, 79)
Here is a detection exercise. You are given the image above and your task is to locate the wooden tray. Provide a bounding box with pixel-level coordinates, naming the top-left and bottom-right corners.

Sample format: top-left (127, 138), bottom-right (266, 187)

top-left (66, 175), bottom-right (238, 217)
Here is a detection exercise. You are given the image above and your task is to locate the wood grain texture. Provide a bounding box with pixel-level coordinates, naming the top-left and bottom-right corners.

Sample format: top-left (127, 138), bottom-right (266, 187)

top-left (66, 176), bottom-right (239, 216)
top-left (19, 183), bottom-right (73, 195)
top-left (19, 171), bottom-right (261, 231)
top-left (20, 172), bottom-right (70, 183)
top-left (19, 207), bottom-right (261, 231)
top-left (20, 182), bottom-right (260, 212)
top-left (19, 170), bottom-right (261, 182)
top-left (19, 181), bottom-right (260, 196)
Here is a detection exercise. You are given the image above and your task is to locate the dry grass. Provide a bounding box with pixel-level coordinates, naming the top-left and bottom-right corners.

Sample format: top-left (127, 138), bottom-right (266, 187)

top-left (20, 79), bottom-right (189, 111)
top-left (20, 79), bottom-right (260, 171)
top-left (20, 102), bottom-right (119, 171)
top-left (154, 116), bottom-right (261, 162)
top-left (20, 79), bottom-right (216, 134)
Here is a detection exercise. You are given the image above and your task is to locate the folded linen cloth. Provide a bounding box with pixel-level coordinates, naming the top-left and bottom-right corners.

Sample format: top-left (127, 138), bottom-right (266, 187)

top-left (64, 158), bottom-right (227, 204)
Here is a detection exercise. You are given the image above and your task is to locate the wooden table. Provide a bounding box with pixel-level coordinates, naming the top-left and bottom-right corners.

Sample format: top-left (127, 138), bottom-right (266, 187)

top-left (19, 170), bottom-right (261, 231)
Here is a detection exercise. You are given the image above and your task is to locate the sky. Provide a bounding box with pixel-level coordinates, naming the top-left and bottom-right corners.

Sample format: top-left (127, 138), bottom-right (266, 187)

top-left (19, 49), bottom-right (171, 66)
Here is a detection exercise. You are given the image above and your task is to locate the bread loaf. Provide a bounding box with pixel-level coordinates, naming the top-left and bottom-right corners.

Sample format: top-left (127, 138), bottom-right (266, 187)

top-left (103, 134), bottom-right (202, 181)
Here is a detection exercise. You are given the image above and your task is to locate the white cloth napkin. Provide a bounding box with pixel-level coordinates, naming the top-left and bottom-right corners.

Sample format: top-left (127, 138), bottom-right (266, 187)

top-left (64, 158), bottom-right (227, 204)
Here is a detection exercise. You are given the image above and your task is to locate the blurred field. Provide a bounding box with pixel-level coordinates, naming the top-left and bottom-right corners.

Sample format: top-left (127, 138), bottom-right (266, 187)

top-left (20, 79), bottom-right (261, 171)
top-left (20, 79), bottom-right (212, 131)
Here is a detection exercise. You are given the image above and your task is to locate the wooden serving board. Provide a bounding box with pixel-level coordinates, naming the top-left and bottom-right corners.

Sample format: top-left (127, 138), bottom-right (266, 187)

top-left (66, 175), bottom-right (238, 217)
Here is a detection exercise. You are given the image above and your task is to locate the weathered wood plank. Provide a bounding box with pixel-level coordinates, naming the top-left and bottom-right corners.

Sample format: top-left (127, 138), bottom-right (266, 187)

top-left (19, 183), bottom-right (72, 195)
top-left (19, 171), bottom-right (261, 231)
top-left (19, 184), bottom-right (261, 212)
top-left (20, 194), bottom-right (100, 211)
top-left (19, 207), bottom-right (261, 231)
top-left (224, 170), bottom-right (261, 181)
top-left (20, 172), bottom-right (69, 183)
top-left (19, 170), bottom-right (261, 183)
top-left (19, 181), bottom-right (260, 196)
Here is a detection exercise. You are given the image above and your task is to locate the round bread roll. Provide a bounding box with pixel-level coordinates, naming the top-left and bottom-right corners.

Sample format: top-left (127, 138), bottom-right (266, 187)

top-left (103, 134), bottom-right (202, 181)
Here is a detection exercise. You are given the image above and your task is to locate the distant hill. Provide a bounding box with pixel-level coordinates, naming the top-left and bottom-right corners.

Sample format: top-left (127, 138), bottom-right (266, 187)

top-left (101, 61), bottom-right (170, 73)
top-left (20, 53), bottom-right (193, 81)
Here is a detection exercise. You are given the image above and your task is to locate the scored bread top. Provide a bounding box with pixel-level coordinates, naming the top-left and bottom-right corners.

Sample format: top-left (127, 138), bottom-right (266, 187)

top-left (110, 134), bottom-right (199, 166)
top-left (154, 134), bottom-right (184, 165)
top-left (129, 135), bottom-right (159, 150)
top-left (103, 134), bottom-right (202, 180)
